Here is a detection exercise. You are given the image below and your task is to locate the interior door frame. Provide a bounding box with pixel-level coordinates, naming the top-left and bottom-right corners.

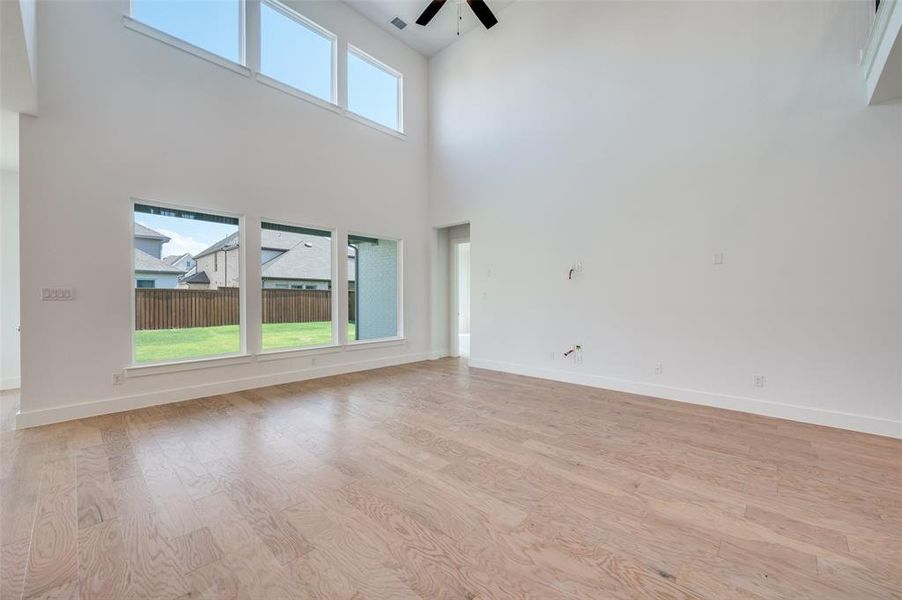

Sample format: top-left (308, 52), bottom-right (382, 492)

top-left (449, 234), bottom-right (470, 358)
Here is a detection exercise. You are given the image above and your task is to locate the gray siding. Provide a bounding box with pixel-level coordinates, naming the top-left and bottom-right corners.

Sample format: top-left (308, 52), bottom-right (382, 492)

top-left (134, 237), bottom-right (163, 258)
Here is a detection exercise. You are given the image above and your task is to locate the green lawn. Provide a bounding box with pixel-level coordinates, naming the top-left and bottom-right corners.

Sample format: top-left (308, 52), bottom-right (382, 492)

top-left (135, 321), bottom-right (354, 363)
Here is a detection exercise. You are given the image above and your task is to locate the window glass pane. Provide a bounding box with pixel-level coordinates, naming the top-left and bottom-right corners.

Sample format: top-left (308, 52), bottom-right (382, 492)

top-left (261, 223), bottom-right (335, 350)
top-left (348, 236), bottom-right (398, 340)
top-left (133, 206), bottom-right (241, 363)
top-left (260, 2), bottom-right (333, 102)
top-left (347, 49), bottom-right (400, 131)
top-left (132, 0), bottom-right (242, 63)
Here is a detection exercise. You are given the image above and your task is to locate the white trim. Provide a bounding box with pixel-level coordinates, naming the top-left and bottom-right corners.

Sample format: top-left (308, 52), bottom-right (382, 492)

top-left (344, 111), bottom-right (407, 140)
top-left (126, 354), bottom-right (253, 377)
top-left (0, 377), bottom-right (21, 391)
top-left (17, 352), bottom-right (431, 429)
top-left (862, 0), bottom-right (902, 104)
top-left (255, 73), bottom-right (342, 114)
top-left (257, 344), bottom-right (342, 362)
top-left (429, 349), bottom-right (449, 360)
top-left (346, 44), bottom-right (404, 134)
top-left (122, 15), bottom-right (251, 78)
top-left (468, 358), bottom-right (902, 439)
top-left (344, 337), bottom-right (406, 351)
top-left (239, 0), bottom-right (248, 67)
top-left (258, 0), bottom-right (338, 105)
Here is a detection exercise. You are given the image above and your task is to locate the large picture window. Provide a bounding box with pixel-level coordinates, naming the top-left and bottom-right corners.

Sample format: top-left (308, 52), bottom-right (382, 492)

top-left (348, 234), bottom-right (400, 341)
top-left (260, 222), bottom-right (342, 350)
top-left (259, 0), bottom-right (335, 103)
top-left (347, 46), bottom-right (402, 132)
top-left (133, 203), bottom-right (242, 364)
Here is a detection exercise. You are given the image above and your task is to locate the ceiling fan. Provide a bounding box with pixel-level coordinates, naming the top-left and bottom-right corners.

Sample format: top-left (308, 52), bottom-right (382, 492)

top-left (415, 0), bottom-right (498, 31)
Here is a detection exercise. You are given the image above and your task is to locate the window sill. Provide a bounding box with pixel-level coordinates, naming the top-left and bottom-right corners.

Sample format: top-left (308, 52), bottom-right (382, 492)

top-left (343, 337), bottom-right (406, 351)
top-left (257, 344), bottom-right (343, 362)
top-left (255, 73), bottom-right (342, 115)
top-left (122, 15), bottom-right (251, 78)
top-left (344, 111), bottom-right (406, 140)
top-left (126, 353), bottom-right (253, 377)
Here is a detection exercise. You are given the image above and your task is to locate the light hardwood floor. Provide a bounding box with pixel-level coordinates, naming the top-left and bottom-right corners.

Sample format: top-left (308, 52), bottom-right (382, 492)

top-left (2, 359), bottom-right (901, 599)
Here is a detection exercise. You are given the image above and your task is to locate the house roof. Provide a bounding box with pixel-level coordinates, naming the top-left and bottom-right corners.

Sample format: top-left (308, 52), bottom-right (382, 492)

top-left (135, 249), bottom-right (185, 274)
top-left (194, 231), bottom-right (240, 259)
top-left (262, 235), bottom-right (331, 281)
top-left (163, 253), bottom-right (191, 265)
top-left (182, 271), bottom-right (210, 284)
top-left (196, 230), bottom-right (356, 281)
top-left (134, 222), bottom-right (170, 242)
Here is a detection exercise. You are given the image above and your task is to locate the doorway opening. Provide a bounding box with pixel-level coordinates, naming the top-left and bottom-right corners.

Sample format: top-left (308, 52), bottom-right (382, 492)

top-left (454, 241), bottom-right (471, 358)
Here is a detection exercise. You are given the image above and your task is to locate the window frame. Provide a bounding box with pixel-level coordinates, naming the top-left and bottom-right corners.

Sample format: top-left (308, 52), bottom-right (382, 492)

top-left (258, 218), bottom-right (340, 356)
top-left (346, 44), bottom-right (404, 134)
top-left (345, 231), bottom-right (404, 346)
top-left (129, 198), bottom-right (248, 368)
top-left (126, 0), bottom-right (248, 72)
top-left (257, 0), bottom-right (339, 106)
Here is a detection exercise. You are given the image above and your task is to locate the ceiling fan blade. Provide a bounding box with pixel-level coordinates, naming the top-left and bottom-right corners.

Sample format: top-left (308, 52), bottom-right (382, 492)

top-left (466, 0), bottom-right (498, 29)
top-left (415, 0), bottom-right (447, 26)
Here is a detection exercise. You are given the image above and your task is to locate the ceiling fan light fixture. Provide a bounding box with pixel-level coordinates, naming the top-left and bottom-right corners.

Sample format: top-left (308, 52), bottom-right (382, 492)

top-left (415, 0), bottom-right (497, 29)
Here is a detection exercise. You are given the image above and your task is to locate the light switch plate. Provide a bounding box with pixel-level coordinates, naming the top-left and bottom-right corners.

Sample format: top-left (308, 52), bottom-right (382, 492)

top-left (41, 288), bottom-right (74, 301)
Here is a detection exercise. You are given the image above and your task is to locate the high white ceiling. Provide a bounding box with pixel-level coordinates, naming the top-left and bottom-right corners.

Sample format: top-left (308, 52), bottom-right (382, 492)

top-left (345, 0), bottom-right (516, 57)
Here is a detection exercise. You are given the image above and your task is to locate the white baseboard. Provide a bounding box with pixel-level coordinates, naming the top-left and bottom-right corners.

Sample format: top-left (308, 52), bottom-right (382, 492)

top-left (1, 376), bottom-right (20, 391)
top-left (429, 348), bottom-right (450, 360)
top-left (469, 358), bottom-right (902, 439)
top-left (16, 352), bottom-right (431, 429)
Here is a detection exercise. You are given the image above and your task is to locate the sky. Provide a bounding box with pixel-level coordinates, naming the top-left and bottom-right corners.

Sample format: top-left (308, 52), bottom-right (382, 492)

top-left (133, 0), bottom-right (400, 129)
top-left (137, 213), bottom-right (237, 258)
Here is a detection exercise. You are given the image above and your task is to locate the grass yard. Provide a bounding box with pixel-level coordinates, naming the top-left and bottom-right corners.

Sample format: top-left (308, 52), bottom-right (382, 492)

top-left (135, 321), bottom-right (354, 363)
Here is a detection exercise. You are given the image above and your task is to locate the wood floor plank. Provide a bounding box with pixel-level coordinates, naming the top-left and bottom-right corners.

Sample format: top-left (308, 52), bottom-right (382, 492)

top-left (77, 519), bottom-right (129, 600)
top-left (21, 459), bottom-right (77, 600)
top-left (1, 358), bottom-right (899, 599)
top-left (119, 512), bottom-right (190, 599)
top-left (1, 538), bottom-right (31, 600)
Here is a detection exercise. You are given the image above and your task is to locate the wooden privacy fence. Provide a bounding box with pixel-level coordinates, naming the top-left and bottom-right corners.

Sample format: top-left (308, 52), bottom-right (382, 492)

top-left (135, 288), bottom-right (356, 330)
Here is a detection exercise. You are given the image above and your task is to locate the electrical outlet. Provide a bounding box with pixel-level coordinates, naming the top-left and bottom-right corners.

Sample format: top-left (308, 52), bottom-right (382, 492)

top-left (112, 371), bottom-right (125, 385)
top-left (550, 351), bottom-right (555, 361)
top-left (712, 253), bottom-right (724, 265)
top-left (654, 362), bottom-right (663, 376)
top-left (753, 375), bottom-right (766, 388)
top-left (574, 261), bottom-right (583, 272)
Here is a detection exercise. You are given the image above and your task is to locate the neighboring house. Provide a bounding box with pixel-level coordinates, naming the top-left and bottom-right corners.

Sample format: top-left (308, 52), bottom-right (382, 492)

top-left (179, 271), bottom-right (210, 289)
top-left (134, 223), bottom-right (168, 257)
top-left (163, 253), bottom-right (197, 278)
top-left (133, 223), bottom-right (185, 288)
top-left (188, 230), bottom-right (356, 289)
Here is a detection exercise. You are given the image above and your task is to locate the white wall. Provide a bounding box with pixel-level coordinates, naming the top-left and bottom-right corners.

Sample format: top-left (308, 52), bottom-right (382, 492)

top-left (430, 1), bottom-right (902, 437)
top-left (1, 111), bottom-right (20, 390)
top-left (18, 0), bottom-right (429, 425)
